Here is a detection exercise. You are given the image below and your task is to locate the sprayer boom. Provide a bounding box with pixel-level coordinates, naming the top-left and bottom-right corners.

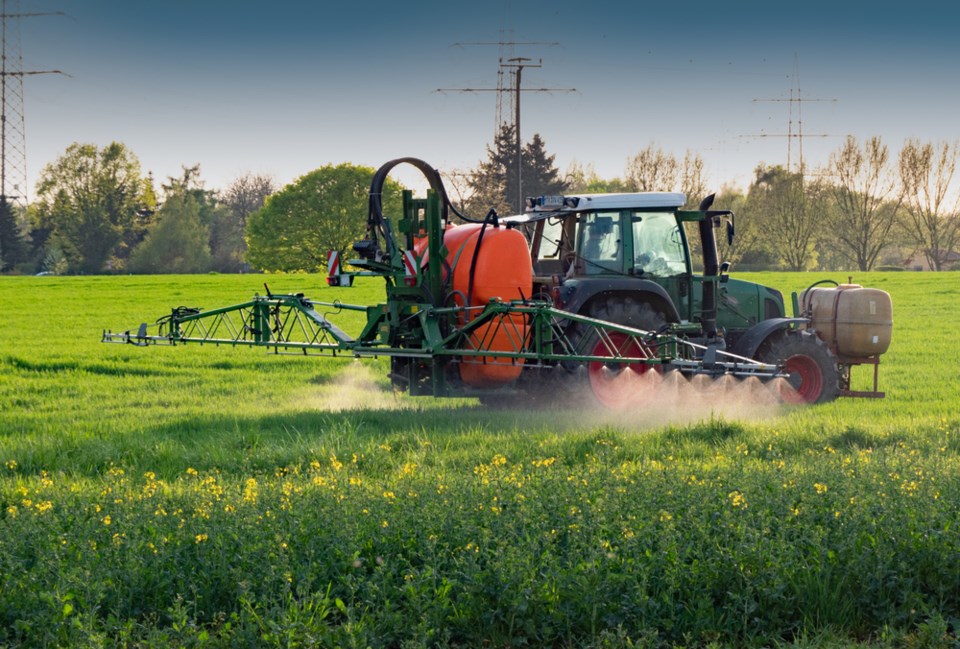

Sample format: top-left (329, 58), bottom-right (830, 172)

top-left (104, 291), bottom-right (782, 382)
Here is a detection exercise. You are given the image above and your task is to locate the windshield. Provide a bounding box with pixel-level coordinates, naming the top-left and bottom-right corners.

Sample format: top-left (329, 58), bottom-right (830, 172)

top-left (632, 211), bottom-right (688, 276)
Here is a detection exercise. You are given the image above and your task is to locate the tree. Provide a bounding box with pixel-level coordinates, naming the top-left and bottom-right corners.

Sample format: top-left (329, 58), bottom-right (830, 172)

top-left (0, 198), bottom-right (27, 272)
top-left (521, 133), bottom-right (567, 202)
top-left (465, 124), bottom-right (568, 216)
top-left (562, 161), bottom-right (630, 194)
top-left (827, 136), bottom-right (902, 271)
top-left (214, 173), bottom-right (275, 272)
top-left (33, 142), bottom-right (155, 273)
top-left (624, 145), bottom-right (707, 207)
top-left (744, 165), bottom-right (822, 271)
top-left (162, 165), bottom-right (222, 229)
top-left (715, 187), bottom-right (759, 268)
top-left (245, 163), bottom-right (404, 273)
top-left (128, 192), bottom-right (211, 274)
top-left (679, 150), bottom-right (708, 208)
top-left (898, 139), bottom-right (960, 271)
top-left (624, 144), bottom-right (678, 192)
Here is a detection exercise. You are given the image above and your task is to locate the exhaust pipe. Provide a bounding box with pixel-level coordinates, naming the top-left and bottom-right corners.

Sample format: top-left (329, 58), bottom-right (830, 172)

top-left (697, 194), bottom-right (719, 338)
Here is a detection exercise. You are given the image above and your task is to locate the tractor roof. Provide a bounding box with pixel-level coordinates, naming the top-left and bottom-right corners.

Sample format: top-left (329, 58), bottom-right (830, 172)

top-left (503, 192), bottom-right (687, 224)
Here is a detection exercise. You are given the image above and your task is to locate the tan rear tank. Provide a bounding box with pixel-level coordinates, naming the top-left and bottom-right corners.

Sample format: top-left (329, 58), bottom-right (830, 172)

top-left (800, 283), bottom-right (892, 358)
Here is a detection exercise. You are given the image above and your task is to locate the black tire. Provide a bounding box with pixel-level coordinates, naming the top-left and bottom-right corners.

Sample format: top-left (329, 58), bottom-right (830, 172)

top-left (563, 296), bottom-right (667, 408)
top-left (757, 331), bottom-right (840, 404)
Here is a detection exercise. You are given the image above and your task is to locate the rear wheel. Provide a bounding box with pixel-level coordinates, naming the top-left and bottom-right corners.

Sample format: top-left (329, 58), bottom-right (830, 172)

top-left (758, 331), bottom-right (840, 404)
top-left (568, 297), bottom-right (666, 409)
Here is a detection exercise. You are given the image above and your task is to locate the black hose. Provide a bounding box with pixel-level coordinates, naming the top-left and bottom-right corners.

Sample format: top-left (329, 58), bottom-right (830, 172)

top-left (465, 208), bottom-right (499, 317)
top-left (367, 157), bottom-right (499, 254)
top-left (799, 279), bottom-right (840, 315)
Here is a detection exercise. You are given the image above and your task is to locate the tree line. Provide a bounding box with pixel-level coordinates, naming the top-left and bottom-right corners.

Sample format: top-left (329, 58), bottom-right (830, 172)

top-left (716, 136), bottom-right (960, 272)
top-left (1, 130), bottom-right (957, 275)
top-left (0, 143), bottom-right (276, 275)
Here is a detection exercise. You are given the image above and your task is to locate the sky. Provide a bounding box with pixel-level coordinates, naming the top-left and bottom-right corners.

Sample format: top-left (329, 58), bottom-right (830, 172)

top-left (16, 0), bottom-right (960, 203)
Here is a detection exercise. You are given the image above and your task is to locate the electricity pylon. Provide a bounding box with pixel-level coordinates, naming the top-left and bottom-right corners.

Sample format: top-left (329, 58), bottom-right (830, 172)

top-left (1, 0), bottom-right (64, 207)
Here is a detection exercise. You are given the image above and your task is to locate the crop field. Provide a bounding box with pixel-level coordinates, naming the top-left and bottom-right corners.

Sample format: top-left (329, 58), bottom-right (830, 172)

top-left (1, 271), bottom-right (959, 648)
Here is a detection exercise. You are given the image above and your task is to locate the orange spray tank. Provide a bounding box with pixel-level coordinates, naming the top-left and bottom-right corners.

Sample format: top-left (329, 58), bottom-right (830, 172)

top-left (418, 223), bottom-right (533, 387)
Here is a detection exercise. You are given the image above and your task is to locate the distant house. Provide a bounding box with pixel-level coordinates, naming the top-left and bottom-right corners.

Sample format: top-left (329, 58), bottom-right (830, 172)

top-left (902, 248), bottom-right (960, 271)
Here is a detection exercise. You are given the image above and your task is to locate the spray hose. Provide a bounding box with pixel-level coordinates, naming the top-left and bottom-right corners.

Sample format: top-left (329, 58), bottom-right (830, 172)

top-left (366, 157), bottom-right (496, 256)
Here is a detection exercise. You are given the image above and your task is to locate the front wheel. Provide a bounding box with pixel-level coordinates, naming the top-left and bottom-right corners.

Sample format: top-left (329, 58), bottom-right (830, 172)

top-left (757, 331), bottom-right (840, 404)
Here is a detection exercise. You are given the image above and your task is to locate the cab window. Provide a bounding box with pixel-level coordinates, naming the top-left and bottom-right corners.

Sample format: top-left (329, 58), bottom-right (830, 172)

top-left (577, 212), bottom-right (621, 274)
top-left (632, 212), bottom-right (687, 276)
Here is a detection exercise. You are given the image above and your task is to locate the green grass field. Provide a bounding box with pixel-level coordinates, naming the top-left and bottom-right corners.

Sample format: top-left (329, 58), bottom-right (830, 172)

top-left (1, 272), bottom-right (959, 648)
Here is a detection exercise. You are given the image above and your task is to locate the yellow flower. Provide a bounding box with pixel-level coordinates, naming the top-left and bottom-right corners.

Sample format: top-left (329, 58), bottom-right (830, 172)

top-left (102, 515), bottom-right (112, 526)
top-left (35, 501), bottom-right (53, 515)
top-left (532, 457), bottom-right (557, 468)
top-left (5, 459), bottom-right (16, 471)
top-left (243, 478), bottom-right (258, 503)
top-left (814, 483), bottom-right (828, 495)
top-left (186, 467), bottom-right (198, 476)
top-left (195, 533), bottom-right (208, 544)
top-left (6, 505), bottom-right (17, 518)
top-left (728, 490), bottom-right (748, 509)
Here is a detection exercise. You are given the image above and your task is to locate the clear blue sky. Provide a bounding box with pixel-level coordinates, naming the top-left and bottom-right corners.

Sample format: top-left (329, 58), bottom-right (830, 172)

top-left (19, 0), bottom-right (960, 201)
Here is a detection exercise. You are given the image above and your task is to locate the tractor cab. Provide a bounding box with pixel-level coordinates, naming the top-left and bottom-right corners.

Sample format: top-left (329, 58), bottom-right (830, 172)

top-left (505, 193), bottom-right (699, 324)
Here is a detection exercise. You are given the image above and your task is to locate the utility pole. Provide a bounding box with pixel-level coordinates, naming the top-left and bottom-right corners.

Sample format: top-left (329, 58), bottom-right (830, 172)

top-left (745, 58), bottom-right (835, 175)
top-left (504, 56), bottom-right (538, 210)
top-left (1, 0), bottom-right (64, 208)
top-left (439, 39), bottom-right (574, 211)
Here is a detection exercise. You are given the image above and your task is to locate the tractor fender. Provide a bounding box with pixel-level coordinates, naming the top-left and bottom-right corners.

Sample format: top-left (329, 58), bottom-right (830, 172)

top-left (731, 317), bottom-right (809, 359)
top-left (557, 278), bottom-right (681, 323)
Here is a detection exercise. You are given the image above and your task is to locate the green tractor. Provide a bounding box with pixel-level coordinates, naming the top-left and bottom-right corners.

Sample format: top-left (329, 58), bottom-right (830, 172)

top-left (506, 191), bottom-right (890, 405)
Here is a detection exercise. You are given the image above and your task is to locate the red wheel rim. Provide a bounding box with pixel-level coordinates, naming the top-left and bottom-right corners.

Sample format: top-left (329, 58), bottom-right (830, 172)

top-left (588, 333), bottom-right (658, 409)
top-left (781, 353), bottom-right (823, 403)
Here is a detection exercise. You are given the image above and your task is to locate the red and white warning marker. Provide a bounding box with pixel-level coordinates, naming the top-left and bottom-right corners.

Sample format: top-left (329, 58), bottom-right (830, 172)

top-left (326, 250), bottom-right (354, 287)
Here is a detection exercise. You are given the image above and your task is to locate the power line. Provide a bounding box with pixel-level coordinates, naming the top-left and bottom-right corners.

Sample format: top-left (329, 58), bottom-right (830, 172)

top-left (1, 0), bottom-right (66, 207)
top-left (743, 58), bottom-right (836, 174)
